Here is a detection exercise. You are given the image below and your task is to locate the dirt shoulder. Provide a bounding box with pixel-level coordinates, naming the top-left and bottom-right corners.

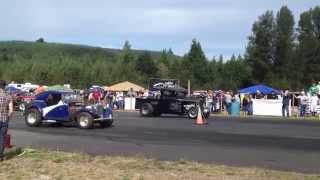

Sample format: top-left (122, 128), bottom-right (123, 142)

top-left (0, 148), bottom-right (319, 180)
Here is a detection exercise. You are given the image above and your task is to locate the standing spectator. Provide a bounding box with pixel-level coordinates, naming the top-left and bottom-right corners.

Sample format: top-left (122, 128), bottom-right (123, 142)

top-left (310, 94), bottom-right (318, 116)
top-left (112, 93), bottom-right (117, 109)
top-left (116, 92), bottom-right (124, 109)
top-left (0, 80), bottom-right (13, 161)
top-left (282, 90), bottom-right (291, 117)
top-left (295, 91), bottom-right (308, 117)
top-left (107, 91), bottom-right (114, 107)
top-left (309, 81), bottom-right (319, 96)
top-left (234, 93), bottom-right (240, 103)
top-left (212, 92), bottom-right (218, 112)
top-left (207, 91), bottom-right (213, 112)
top-left (224, 91), bottom-right (232, 114)
top-left (127, 88), bottom-right (137, 97)
top-left (248, 94), bottom-right (253, 115)
top-left (103, 91), bottom-right (110, 107)
top-left (242, 94), bottom-right (248, 115)
top-left (92, 88), bottom-right (102, 104)
top-left (242, 94), bottom-right (249, 116)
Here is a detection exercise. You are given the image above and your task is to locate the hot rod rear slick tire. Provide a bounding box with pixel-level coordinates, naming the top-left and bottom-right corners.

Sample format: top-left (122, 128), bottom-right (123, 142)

top-left (25, 109), bottom-right (41, 127)
top-left (77, 112), bottom-right (93, 129)
top-left (140, 103), bottom-right (154, 117)
top-left (99, 120), bottom-right (113, 128)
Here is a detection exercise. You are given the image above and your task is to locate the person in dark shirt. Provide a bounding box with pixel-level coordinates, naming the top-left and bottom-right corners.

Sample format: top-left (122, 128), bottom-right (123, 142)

top-left (282, 90), bottom-right (291, 117)
top-left (212, 93), bottom-right (218, 112)
top-left (242, 95), bottom-right (249, 116)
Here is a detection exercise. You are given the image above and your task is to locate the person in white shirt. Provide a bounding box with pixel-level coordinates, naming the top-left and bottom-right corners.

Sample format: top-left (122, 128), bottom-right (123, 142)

top-left (295, 91), bottom-right (308, 117)
top-left (310, 94), bottom-right (318, 116)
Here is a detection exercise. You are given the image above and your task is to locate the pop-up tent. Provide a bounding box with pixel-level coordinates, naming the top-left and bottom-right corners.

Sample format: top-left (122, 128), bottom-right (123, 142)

top-left (238, 84), bottom-right (281, 94)
top-left (107, 81), bottom-right (145, 92)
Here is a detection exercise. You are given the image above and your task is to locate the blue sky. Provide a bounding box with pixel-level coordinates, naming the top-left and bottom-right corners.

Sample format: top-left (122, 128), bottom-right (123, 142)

top-left (1, 0), bottom-right (319, 59)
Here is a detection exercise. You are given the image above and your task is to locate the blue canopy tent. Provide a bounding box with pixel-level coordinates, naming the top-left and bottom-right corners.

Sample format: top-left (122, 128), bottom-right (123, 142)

top-left (238, 84), bottom-right (281, 95)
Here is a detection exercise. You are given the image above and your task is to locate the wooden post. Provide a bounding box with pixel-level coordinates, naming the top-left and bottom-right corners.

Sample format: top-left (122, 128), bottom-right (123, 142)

top-left (188, 80), bottom-right (191, 96)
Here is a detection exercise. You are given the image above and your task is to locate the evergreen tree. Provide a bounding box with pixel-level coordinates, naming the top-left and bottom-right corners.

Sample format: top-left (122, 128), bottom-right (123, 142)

top-left (135, 52), bottom-right (158, 78)
top-left (36, 38), bottom-right (45, 43)
top-left (116, 40), bottom-right (138, 82)
top-left (273, 6), bottom-right (295, 88)
top-left (159, 49), bottom-right (170, 66)
top-left (297, 7), bottom-right (320, 85)
top-left (246, 11), bottom-right (275, 84)
top-left (183, 39), bottom-right (209, 88)
top-left (121, 40), bottom-right (134, 64)
top-left (0, 48), bottom-right (9, 62)
top-left (158, 49), bottom-right (170, 78)
top-left (167, 48), bottom-right (174, 55)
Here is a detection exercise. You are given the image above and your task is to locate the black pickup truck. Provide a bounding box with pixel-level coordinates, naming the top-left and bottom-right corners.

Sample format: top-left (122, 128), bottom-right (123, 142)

top-left (135, 79), bottom-right (209, 119)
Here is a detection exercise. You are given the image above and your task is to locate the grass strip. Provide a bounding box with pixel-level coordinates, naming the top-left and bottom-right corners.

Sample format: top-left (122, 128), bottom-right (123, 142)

top-left (0, 148), bottom-right (319, 180)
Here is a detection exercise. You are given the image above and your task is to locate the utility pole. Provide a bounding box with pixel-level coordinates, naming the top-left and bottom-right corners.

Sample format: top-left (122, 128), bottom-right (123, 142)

top-left (188, 80), bottom-right (191, 96)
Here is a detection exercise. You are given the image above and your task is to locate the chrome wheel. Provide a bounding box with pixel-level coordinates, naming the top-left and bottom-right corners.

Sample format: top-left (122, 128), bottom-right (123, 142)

top-left (79, 116), bottom-right (89, 127)
top-left (27, 113), bottom-right (37, 124)
top-left (141, 106), bottom-right (148, 115)
top-left (19, 103), bottom-right (25, 112)
top-left (140, 103), bottom-right (153, 116)
top-left (77, 112), bottom-right (93, 129)
top-left (188, 107), bottom-right (198, 119)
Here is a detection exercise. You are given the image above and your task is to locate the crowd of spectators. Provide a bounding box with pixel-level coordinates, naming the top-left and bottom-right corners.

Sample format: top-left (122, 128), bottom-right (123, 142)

top-left (86, 88), bottom-right (144, 110)
top-left (286, 81), bottom-right (320, 118)
top-left (199, 81), bottom-right (320, 118)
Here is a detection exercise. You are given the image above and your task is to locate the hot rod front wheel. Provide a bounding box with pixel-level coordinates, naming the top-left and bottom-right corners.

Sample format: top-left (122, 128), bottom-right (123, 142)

top-left (25, 109), bottom-right (41, 127)
top-left (77, 112), bottom-right (93, 129)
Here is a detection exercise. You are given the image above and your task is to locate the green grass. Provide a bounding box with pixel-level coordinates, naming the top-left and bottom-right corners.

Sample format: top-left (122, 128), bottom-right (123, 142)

top-left (0, 148), bottom-right (319, 180)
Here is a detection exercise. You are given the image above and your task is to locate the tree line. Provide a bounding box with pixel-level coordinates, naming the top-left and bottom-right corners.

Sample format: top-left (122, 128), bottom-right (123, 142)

top-left (0, 6), bottom-right (319, 90)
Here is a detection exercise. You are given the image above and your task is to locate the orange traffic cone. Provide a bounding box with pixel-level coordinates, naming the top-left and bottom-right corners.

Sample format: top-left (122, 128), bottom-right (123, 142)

top-left (195, 106), bottom-right (208, 125)
top-left (4, 134), bottom-right (13, 149)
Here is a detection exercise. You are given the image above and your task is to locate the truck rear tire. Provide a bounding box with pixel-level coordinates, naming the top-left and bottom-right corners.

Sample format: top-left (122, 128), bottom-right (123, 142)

top-left (140, 103), bottom-right (154, 117)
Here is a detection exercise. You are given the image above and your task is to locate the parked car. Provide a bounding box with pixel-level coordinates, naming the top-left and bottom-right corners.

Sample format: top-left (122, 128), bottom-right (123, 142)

top-left (24, 91), bottom-right (113, 129)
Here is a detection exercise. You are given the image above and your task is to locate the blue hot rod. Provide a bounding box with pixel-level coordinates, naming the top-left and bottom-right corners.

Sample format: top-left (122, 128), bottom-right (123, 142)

top-left (24, 91), bottom-right (113, 129)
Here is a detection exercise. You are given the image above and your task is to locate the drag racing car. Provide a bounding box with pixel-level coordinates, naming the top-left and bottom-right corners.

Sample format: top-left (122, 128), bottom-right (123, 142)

top-left (24, 91), bottom-right (113, 129)
top-left (136, 79), bottom-right (210, 119)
